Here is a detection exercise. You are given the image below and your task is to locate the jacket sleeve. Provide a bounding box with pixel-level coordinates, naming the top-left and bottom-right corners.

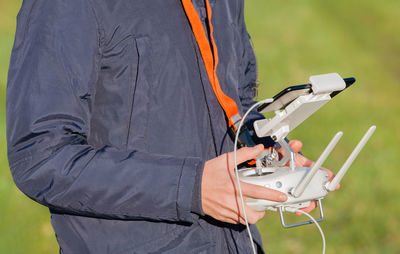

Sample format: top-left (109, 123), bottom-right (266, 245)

top-left (6, 0), bottom-right (201, 223)
top-left (237, 3), bottom-right (275, 147)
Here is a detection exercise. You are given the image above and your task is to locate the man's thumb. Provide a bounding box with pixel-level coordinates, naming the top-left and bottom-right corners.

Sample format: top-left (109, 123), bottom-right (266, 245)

top-left (232, 144), bottom-right (264, 165)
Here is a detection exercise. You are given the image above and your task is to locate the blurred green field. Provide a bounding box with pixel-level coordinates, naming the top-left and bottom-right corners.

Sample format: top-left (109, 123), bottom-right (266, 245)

top-left (0, 0), bottom-right (399, 253)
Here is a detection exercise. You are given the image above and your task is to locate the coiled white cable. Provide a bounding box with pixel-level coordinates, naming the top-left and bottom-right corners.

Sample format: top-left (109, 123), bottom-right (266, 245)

top-left (233, 99), bottom-right (326, 254)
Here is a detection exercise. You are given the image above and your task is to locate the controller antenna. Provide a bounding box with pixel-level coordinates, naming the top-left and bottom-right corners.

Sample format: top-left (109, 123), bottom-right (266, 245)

top-left (291, 131), bottom-right (343, 198)
top-left (327, 126), bottom-right (376, 192)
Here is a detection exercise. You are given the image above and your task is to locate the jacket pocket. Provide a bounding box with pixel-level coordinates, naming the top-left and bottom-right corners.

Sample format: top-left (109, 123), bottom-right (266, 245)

top-left (88, 36), bottom-right (152, 151)
top-left (125, 36), bottom-right (152, 151)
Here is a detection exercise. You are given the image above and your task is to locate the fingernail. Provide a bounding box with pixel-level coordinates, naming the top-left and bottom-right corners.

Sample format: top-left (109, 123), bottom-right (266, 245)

top-left (280, 194), bottom-right (288, 201)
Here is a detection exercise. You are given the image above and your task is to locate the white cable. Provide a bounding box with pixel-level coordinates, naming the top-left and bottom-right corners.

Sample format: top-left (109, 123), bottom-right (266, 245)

top-left (233, 98), bottom-right (273, 254)
top-left (233, 99), bottom-right (326, 254)
top-left (293, 208), bottom-right (326, 254)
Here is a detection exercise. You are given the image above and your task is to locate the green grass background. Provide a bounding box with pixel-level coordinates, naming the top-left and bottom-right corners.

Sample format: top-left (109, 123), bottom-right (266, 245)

top-left (0, 0), bottom-right (399, 253)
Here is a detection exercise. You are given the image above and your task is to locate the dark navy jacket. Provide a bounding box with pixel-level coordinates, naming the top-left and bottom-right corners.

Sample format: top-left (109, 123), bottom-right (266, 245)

top-left (7, 0), bottom-right (267, 253)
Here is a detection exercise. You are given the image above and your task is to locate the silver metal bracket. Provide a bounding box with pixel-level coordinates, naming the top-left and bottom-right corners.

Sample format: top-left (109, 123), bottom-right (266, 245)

top-left (278, 199), bottom-right (325, 228)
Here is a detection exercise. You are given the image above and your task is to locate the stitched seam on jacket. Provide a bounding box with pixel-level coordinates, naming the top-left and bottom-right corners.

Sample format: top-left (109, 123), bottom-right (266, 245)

top-left (85, 0), bottom-right (103, 131)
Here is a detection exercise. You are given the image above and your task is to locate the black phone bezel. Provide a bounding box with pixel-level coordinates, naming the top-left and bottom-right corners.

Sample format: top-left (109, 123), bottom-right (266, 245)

top-left (257, 77), bottom-right (356, 113)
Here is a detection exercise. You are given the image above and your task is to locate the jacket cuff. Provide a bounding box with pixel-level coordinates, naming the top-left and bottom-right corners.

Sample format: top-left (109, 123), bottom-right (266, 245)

top-left (176, 157), bottom-right (204, 221)
top-left (190, 160), bottom-right (205, 216)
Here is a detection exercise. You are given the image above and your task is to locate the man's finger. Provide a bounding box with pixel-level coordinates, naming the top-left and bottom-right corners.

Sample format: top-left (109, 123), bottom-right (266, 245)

top-left (321, 167), bottom-right (340, 190)
top-left (288, 140), bottom-right (303, 153)
top-left (296, 201), bottom-right (317, 216)
top-left (278, 139), bottom-right (302, 156)
top-left (234, 201), bottom-right (266, 225)
top-left (240, 207), bottom-right (266, 225)
top-left (223, 202), bottom-right (265, 225)
top-left (241, 182), bottom-right (287, 202)
top-left (321, 167), bottom-right (334, 180)
top-left (229, 144), bottom-right (264, 166)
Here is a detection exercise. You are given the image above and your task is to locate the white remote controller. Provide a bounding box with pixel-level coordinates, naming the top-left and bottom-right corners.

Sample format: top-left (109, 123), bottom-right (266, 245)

top-left (238, 73), bottom-right (376, 228)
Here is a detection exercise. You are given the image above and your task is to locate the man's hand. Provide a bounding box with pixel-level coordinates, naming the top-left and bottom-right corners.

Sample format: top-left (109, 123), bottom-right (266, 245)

top-left (283, 140), bottom-right (340, 215)
top-left (201, 144), bottom-right (288, 225)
